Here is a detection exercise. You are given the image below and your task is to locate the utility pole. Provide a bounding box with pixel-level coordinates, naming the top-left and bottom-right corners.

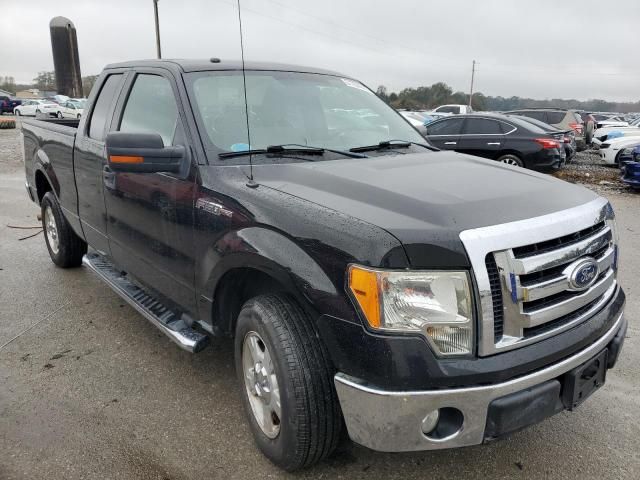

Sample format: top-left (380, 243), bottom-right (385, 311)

top-left (153, 0), bottom-right (162, 59)
top-left (468, 60), bottom-right (476, 108)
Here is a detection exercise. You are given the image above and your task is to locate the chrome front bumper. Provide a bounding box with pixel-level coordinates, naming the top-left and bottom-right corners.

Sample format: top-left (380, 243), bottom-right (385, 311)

top-left (334, 312), bottom-right (623, 452)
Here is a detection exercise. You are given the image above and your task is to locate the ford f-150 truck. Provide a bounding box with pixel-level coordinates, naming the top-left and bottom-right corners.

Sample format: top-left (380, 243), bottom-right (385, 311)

top-left (22, 59), bottom-right (626, 471)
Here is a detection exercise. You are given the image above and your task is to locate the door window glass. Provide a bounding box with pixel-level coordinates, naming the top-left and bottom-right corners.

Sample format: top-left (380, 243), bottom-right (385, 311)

top-left (426, 117), bottom-right (464, 135)
top-left (88, 74), bottom-right (123, 141)
top-left (119, 74), bottom-right (179, 146)
top-left (462, 118), bottom-right (502, 134)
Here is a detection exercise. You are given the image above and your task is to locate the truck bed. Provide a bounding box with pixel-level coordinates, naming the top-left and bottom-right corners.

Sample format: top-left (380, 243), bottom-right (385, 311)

top-left (22, 116), bottom-right (82, 234)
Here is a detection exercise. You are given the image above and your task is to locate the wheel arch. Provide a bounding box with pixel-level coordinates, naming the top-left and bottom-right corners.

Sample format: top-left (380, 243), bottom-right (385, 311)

top-left (200, 227), bottom-right (339, 336)
top-left (33, 152), bottom-right (60, 205)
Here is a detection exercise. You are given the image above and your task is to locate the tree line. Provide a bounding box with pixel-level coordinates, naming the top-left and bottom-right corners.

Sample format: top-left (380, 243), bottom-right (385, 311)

top-left (0, 71), bottom-right (99, 97)
top-left (376, 83), bottom-right (640, 113)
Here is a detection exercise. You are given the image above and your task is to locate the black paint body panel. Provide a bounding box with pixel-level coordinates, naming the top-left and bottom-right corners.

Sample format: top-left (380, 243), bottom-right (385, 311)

top-left (20, 60), bottom-right (623, 397)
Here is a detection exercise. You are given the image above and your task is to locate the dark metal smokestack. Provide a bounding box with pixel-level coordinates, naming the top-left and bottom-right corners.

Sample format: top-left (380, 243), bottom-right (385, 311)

top-left (49, 16), bottom-right (83, 97)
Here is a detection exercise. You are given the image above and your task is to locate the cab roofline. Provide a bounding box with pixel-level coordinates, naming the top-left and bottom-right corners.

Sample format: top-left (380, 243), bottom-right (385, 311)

top-left (103, 58), bottom-right (346, 77)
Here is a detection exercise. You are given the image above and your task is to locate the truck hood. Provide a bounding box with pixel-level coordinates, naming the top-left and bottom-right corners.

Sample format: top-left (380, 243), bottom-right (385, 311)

top-left (252, 151), bottom-right (599, 267)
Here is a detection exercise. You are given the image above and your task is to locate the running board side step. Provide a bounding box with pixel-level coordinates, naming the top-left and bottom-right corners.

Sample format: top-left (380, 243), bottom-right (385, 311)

top-left (82, 253), bottom-right (209, 353)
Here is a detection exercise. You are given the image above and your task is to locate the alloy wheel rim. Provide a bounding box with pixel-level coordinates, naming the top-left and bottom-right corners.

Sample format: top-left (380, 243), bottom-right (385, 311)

top-left (242, 331), bottom-right (281, 439)
top-left (44, 206), bottom-right (59, 254)
top-left (501, 157), bottom-right (519, 166)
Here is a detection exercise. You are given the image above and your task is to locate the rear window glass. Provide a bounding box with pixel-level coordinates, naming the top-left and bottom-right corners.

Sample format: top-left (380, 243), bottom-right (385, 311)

top-left (88, 74), bottom-right (123, 141)
top-left (546, 111), bottom-right (566, 124)
top-left (436, 106), bottom-right (460, 114)
top-left (515, 110), bottom-right (546, 122)
top-left (426, 117), bottom-right (464, 135)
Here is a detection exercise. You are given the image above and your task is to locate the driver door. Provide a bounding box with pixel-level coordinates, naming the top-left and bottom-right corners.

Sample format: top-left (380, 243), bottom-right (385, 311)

top-left (103, 71), bottom-right (198, 312)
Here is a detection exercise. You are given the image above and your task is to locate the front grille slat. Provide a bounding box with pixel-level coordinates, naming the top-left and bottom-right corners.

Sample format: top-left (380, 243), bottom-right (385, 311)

top-left (485, 254), bottom-right (504, 342)
top-left (489, 219), bottom-right (616, 351)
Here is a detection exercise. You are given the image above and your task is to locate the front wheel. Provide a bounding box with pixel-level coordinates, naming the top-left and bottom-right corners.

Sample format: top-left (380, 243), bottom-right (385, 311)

top-left (77, 114), bottom-right (81, 119)
top-left (57, 111), bottom-right (63, 119)
top-left (235, 294), bottom-right (341, 471)
top-left (497, 153), bottom-right (524, 167)
top-left (41, 191), bottom-right (87, 267)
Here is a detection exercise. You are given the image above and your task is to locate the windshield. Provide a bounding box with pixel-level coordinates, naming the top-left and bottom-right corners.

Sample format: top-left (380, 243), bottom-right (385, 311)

top-left (186, 70), bottom-right (424, 162)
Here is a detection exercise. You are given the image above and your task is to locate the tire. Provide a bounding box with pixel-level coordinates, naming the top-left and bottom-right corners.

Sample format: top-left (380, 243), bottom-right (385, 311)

top-left (234, 294), bottom-right (341, 471)
top-left (497, 153), bottom-right (524, 167)
top-left (14, 109), bottom-right (21, 116)
top-left (57, 111), bottom-right (63, 119)
top-left (77, 114), bottom-right (81, 119)
top-left (35, 109), bottom-right (41, 115)
top-left (41, 191), bottom-right (87, 268)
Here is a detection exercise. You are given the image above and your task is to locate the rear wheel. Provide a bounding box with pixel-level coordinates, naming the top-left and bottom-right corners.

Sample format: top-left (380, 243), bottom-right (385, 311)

top-left (41, 191), bottom-right (87, 267)
top-left (497, 154), bottom-right (524, 167)
top-left (14, 109), bottom-right (21, 116)
top-left (235, 294), bottom-right (341, 471)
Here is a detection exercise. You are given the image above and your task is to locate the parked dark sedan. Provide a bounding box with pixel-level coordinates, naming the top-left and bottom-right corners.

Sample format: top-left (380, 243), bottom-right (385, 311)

top-left (0, 95), bottom-right (21, 114)
top-left (507, 114), bottom-right (576, 161)
top-left (424, 113), bottom-right (564, 170)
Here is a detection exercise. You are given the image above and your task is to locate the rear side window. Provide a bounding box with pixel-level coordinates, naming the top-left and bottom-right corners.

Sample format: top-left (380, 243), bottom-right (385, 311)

top-left (427, 117), bottom-right (464, 135)
top-left (463, 118), bottom-right (502, 134)
top-left (119, 74), bottom-right (179, 146)
top-left (516, 110), bottom-right (546, 121)
top-left (573, 112), bottom-right (583, 123)
top-left (88, 74), bottom-right (123, 141)
top-left (546, 111), bottom-right (566, 124)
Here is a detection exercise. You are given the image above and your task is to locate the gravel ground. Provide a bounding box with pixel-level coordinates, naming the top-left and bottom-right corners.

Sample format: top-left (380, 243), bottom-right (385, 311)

top-left (1, 122), bottom-right (639, 479)
top-left (0, 116), bottom-right (23, 175)
top-left (552, 148), bottom-right (634, 196)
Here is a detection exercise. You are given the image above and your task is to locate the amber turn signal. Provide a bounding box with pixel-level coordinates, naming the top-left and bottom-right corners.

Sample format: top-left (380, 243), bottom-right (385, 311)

top-left (348, 265), bottom-right (381, 328)
top-left (110, 155), bottom-right (144, 164)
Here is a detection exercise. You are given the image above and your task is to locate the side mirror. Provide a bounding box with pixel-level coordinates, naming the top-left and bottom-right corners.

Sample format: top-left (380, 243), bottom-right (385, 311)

top-left (106, 132), bottom-right (184, 173)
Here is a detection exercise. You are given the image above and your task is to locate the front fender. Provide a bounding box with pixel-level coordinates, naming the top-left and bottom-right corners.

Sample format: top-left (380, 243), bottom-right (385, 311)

top-left (200, 226), bottom-right (338, 309)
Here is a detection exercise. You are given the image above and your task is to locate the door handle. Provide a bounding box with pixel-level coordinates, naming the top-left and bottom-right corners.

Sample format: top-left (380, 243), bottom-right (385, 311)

top-left (444, 142), bottom-right (457, 145)
top-left (487, 142), bottom-right (501, 145)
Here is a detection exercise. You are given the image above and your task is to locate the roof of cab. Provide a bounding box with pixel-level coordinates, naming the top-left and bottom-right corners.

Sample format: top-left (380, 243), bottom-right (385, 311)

top-left (104, 59), bottom-right (346, 77)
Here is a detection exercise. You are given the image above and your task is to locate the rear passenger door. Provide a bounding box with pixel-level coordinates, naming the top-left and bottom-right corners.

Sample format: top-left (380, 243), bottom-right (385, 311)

top-left (456, 118), bottom-right (506, 159)
top-left (425, 117), bottom-right (464, 149)
top-left (103, 70), bottom-right (198, 312)
top-left (75, 72), bottom-right (127, 254)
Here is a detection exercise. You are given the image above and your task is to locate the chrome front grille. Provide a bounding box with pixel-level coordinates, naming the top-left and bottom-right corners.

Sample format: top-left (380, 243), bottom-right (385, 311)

top-left (459, 198), bottom-right (618, 356)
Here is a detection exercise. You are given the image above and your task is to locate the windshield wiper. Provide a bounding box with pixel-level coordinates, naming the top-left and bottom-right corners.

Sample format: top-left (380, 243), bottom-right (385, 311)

top-left (349, 140), bottom-right (439, 153)
top-left (219, 144), bottom-right (367, 159)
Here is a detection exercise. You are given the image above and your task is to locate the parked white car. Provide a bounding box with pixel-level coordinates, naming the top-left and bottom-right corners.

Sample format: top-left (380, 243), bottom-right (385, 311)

top-left (592, 118), bottom-right (640, 144)
top-left (13, 99), bottom-right (57, 116)
top-left (430, 104), bottom-right (473, 115)
top-left (598, 136), bottom-right (640, 164)
top-left (55, 99), bottom-right (86, 119)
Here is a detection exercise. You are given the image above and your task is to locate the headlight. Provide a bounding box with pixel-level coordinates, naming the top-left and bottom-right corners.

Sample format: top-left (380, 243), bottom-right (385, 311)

top-left (347, 265), bottom-right (474, 356)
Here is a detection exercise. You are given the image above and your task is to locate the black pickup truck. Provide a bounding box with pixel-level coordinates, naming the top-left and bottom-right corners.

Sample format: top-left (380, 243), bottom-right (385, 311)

top-left (22, 59), bottom-right (626, 471)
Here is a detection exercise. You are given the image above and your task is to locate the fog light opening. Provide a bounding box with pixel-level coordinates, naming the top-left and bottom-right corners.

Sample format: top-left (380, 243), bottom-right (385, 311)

top-left (420, 410), bottom-right (440, 435)
top-left (422, 407), bottom-right (464, 441)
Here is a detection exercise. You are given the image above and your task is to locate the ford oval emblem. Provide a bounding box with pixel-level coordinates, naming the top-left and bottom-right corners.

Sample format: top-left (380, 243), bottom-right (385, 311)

top-left (568, 258), bottom-right (599, 290)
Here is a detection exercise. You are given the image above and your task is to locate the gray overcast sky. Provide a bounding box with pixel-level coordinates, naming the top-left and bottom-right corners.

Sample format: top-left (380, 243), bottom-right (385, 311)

top-left (2, 0), bottom-right (639, 101)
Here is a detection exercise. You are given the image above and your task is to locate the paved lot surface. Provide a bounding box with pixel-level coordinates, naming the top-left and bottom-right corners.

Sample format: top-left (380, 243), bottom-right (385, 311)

top-left (1, 119), bottom-right (639, 479)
